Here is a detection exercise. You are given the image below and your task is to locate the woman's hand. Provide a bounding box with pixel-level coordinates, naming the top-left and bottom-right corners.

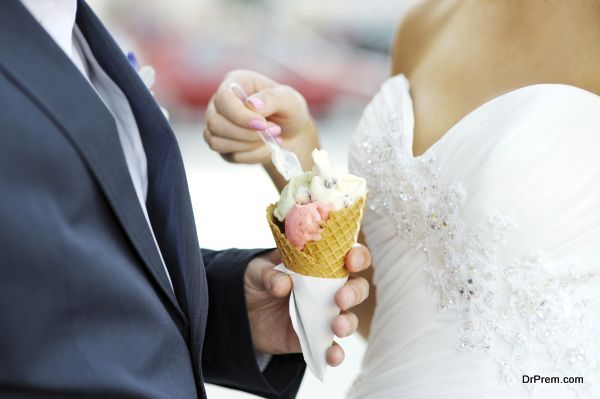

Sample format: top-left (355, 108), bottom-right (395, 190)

top-left (204, 70), bottom-right (319, 189)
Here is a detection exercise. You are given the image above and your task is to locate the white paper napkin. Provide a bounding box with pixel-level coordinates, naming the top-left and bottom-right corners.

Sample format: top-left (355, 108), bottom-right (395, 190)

top-left (275, 263), bottom-right (348, 381)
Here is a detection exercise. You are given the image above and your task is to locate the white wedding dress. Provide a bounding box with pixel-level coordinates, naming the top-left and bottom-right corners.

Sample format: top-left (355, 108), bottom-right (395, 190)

top-left (347, 75), bottom-right (600, 398)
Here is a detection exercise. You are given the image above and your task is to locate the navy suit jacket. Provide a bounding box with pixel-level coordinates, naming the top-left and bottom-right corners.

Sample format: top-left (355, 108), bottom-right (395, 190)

top-left (0, 1), bottom-right (305, 397)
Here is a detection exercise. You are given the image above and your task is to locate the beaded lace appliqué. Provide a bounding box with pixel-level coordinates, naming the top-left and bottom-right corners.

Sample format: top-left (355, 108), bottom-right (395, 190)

top-left (352, 108), bottom-right (598, 395)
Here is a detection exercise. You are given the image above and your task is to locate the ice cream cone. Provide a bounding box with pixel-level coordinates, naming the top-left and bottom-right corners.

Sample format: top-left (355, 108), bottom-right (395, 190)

top-left (266, 197), bottom-right (366, 278)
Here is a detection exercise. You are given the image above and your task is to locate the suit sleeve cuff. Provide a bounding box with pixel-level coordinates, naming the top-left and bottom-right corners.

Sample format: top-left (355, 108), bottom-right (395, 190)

top-left (201, 248), bottom-right (305, 398)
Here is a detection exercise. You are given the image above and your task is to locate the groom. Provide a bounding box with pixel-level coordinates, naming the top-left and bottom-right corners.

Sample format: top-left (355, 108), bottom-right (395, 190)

top-left (0, 1), bottom-right (372, 398)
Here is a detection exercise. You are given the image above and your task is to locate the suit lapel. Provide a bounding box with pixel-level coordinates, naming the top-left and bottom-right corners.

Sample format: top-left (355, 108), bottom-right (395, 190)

top-left (0, 0), bottom-right (186, 326)
top-left (75, 1), bottom-right (208, 346)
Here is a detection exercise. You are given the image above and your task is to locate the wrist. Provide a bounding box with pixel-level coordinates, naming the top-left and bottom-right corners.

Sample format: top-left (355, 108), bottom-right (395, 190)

top-left (288, 117), bottom-right (319, 170)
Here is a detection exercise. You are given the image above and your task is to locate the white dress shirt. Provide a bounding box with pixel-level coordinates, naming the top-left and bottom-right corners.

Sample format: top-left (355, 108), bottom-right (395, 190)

top-left (20, 0), bottom-right (173, 289)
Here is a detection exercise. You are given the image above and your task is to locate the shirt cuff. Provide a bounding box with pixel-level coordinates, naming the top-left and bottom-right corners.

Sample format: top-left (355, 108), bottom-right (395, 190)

top-left (255, 351), bottom-right (273, 373)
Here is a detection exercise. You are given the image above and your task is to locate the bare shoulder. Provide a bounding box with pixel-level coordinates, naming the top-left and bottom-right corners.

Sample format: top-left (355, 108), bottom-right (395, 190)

top-left (390, 0), bottom-right (459, 76)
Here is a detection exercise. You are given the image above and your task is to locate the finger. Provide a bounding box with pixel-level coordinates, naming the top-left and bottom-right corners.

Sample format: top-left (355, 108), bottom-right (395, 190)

top-left (213, 85), bottom-right (267, 130)
top-left (332, 311), bottom-right (359, 338)
top-left (261, 249), bottom-right (282, 265)
top-left (224, 144), bottom-right (273, 165)
top-left (326, 342), bottom-right (345, 367)
top-left (206, 105), bottom-right (279, 143)
top-left (245, 86), bottom-right (306, 120)
top-left (344, 243), bottom-right (371, 273)
top-left (335, 276), bottom-right (369, 311)
top-left (223, 69), bottom-right (278, 96)
top-left (204, 129), bottom-right (266, 154)
top-left (261, 267), bottom-right (292, 298)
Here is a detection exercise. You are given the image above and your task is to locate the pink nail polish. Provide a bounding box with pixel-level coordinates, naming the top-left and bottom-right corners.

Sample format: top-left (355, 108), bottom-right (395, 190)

top-left (267, 124), bottom-right (282, 136)
top-left (249, 119), bottom-right (267, 131)
top-left (246, 96), bottom-right (264, 110)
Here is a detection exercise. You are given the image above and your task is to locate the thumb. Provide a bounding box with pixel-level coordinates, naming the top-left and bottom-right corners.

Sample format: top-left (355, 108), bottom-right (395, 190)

top-left (246, 255), bottom-right (292, 298)
top-left (245, 86), bottom-right (307, 121)
top-left (261, 266), bottom-right (292, 298)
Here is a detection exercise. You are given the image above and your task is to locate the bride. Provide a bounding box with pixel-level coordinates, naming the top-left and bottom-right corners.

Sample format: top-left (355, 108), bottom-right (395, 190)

top-left (203, 1), bottom-right (600, 397)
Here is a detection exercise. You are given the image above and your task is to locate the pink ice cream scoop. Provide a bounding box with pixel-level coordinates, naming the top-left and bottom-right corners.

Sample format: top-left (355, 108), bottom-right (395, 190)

top-left (284, 202), bottom-right (332, 250)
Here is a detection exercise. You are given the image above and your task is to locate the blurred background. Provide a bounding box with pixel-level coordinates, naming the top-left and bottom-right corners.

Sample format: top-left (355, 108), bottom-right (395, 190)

top-left (87, 0), bottom-right (417, 397)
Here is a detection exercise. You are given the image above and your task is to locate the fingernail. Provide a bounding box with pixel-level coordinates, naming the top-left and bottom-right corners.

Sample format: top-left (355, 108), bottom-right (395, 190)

top-left (268, 273), bottom-right (279, 293)
top-left (338, 316), bottom-right (350, 334)
top-left (345, 289), bottom-right (356, 307)
top-left (246, 96), bottom-right (264, 110)
top-left (249, 119), bottom-right (267, 131)
top-left (267, 124), bottom-right (282, 136)
top-left (355, 253), bottom-right (365, 268)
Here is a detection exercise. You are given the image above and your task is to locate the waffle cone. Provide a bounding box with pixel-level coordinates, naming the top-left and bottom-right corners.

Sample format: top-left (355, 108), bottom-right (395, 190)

top-left (266, 197), bottom-right (366, 278)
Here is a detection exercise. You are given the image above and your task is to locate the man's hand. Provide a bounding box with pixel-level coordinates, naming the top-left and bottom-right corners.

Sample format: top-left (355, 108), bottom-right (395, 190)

top-left (244, 245), bottom-right (371, 367)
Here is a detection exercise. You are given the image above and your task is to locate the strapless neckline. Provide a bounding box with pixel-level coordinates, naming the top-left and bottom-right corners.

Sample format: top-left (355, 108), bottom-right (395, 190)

top-left (403, 74), bottom-right (600, 159)
top-left (348, 74), bottom-right (600, 398)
